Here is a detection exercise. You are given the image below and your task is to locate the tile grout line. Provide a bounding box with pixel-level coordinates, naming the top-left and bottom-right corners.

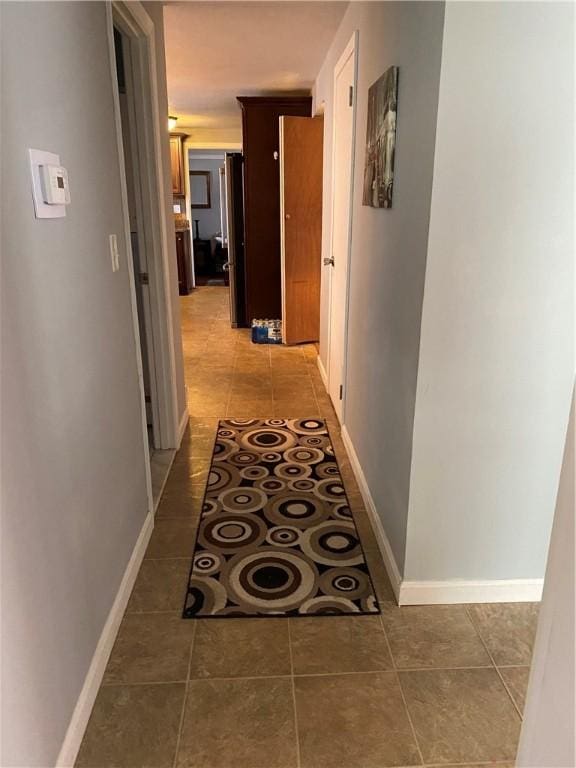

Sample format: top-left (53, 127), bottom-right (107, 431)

top-left (423, 762), bottom-right (514, 768)
top-left (172, 620), bottom-right (197, 768)
top-left (287, 619), bottom-right (302, 768)
top-left (464, 606), bottom-right (525, 721)
top-left (96, 660), bottom-right (524, 687)
top-left (378, 613), bottom-right (426, 767)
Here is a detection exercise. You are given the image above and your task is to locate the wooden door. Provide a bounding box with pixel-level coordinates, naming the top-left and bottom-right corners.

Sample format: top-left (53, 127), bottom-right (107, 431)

top-left (237, 96), bottom-right (312, 321)
top-left (280, 115), bottom-right (323, 344)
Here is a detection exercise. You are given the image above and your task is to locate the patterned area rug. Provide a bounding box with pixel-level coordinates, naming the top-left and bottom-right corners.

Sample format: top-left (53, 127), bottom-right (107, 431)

top-left (183, 418), bottom-right (380, 617)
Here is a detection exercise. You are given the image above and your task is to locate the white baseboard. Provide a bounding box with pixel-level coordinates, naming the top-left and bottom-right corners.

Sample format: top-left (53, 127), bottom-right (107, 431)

top-left (399, 578), bottom-right (543, 605)
top-left (340, 425), bottom-right (402, 602)
top-left (178, 407), bottom-right (190, 446)
top-left (316, 355), bottom-right (328, 389)
top-left (56, 511), bottom-right (155, 767)
top-left (340, 424), bottom-right (543, 606)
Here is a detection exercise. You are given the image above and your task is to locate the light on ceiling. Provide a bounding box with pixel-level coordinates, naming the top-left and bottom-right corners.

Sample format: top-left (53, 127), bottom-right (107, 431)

top-left (168, 115), bottom-right (178, 131)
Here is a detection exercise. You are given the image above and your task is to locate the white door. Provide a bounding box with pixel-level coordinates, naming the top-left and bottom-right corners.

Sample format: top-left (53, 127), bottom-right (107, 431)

top-left (326, 35), bottom-right (357, 421)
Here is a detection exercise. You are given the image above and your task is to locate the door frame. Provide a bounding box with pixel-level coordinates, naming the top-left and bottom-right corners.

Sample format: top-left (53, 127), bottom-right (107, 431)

top-left (324, 31), bottom-right (359, 423)
top-left (106, 1), bottom-right (180, 463)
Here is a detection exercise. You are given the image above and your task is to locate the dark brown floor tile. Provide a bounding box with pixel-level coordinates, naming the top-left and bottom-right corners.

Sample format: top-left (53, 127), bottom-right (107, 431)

top-left (499, 665), bottom-right (530, 714)
top-left (399, 668), bottom-right (521, 764)
top-left (290, 616), bottom-right (392, 674)
top-left (381, 604), bottom-right (491, 669)
top-left (76, 683), bottom-right (185, 768)
top-left (145, 519), bottom-right (196, 559)
top-left (127, 558), bottom-right (191, 613)
top-left (467, 603), bottom-right (539, 665)
top-left (189, 619), bottom-right (291, 678)
top-left (103, 613), bottom-right (194, 684)
top-left (295, 671), bottom-right (420, 768)
top-left (177, 677), bottom-right (297, 768)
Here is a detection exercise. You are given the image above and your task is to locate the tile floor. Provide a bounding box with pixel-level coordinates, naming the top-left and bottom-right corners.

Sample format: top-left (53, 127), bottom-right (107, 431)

top-left (77, 286), bottom-right (538, 767)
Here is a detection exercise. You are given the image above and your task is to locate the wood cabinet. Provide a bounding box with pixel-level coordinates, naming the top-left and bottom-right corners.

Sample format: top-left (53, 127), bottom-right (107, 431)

top-left (175, 229), bottom-right (193, 295)
top-left (237, 96), bottom-right (312, 320)
top-left (169, 133), bottom-right (187, 196)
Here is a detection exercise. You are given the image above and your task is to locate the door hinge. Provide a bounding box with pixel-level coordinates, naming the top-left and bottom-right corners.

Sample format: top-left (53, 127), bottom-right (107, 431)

top-left (348, 86), bottom-right (354, 107)
top-left (339, 385), bottom-right (343, 400)
top-left (139, 272), bottom-right (149, 285)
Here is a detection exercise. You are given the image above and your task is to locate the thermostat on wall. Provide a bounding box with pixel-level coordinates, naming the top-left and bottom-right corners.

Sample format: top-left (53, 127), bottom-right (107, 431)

top-left (39, 163), bottom-right (70, 205)
top-left (29, 148), bottom-right (70, 219)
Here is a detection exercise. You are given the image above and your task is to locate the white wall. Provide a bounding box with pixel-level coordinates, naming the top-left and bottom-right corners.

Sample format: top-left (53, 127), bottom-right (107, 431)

top-left (314, 2), bottom-right (445, 571)
top-left (0, 3), bottom-right (183, 765)
top-left (405, 1), bottom-right (574, 582)
top-left (517, 389), bottom-right (575, 766)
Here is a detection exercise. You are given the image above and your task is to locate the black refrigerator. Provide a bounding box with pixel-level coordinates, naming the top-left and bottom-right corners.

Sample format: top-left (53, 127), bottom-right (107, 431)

top-left (224, 152), bottom-right (247, 327)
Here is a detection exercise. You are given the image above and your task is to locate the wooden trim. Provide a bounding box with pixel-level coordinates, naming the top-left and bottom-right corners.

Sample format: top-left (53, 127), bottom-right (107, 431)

top-left (237, 95), bottom-right (312, 107)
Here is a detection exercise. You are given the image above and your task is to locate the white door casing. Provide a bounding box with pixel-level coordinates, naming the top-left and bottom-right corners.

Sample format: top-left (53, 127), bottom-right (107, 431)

top-left (325, 32), bottom-right (358, 422)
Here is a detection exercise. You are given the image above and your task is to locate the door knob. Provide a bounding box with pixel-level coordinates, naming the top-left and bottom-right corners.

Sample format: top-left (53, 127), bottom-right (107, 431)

top-left (285, 213), bottom-right (291, 220)
top-left (323, 257), bottom-right (335, 266)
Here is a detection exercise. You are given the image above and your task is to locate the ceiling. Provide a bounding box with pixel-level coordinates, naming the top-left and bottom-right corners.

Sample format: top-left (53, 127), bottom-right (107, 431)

top-left (163, 2), bottom-right (348, 132)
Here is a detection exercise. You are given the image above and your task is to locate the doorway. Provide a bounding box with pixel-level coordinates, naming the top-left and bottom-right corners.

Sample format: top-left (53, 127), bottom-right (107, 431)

top-left (188, 150), bottom-right (228, 286)
top-left (108, 2), bottom-right (182, 508)
top-left (325, 33), bottom-right (358, 422)
top-left (114, 26), bottom-right (158, 448)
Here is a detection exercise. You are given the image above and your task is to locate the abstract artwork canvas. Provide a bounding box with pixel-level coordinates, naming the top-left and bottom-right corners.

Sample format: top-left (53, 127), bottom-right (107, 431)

top-left (362, 66), bottom-right (399, 209)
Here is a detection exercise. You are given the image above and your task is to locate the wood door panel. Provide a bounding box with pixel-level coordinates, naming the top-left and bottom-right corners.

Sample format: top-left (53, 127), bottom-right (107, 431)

top-left (238, 97), bottom-right (312, 321)
top-left (281, 115), bottom-right (323, 344)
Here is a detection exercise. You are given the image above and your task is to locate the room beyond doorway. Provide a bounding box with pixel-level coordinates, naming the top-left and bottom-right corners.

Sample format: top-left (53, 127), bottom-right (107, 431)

top-left (188, 149), bottom-right (230, 286)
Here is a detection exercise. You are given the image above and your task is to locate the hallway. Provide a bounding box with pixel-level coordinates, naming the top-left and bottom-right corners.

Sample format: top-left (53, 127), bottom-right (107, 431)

top-left (75, 287), bottom-right (537, 768)
top-left (180, 286), bottom-right (329, 419)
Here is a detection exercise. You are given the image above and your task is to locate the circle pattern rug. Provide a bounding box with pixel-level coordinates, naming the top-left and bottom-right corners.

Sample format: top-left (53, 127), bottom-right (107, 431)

top-left (183, 418), bottom-right (380, 617)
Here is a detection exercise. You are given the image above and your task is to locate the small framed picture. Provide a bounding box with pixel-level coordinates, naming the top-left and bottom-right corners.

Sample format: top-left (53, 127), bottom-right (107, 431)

top-left (190, 170), bottom-right (211, 209)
